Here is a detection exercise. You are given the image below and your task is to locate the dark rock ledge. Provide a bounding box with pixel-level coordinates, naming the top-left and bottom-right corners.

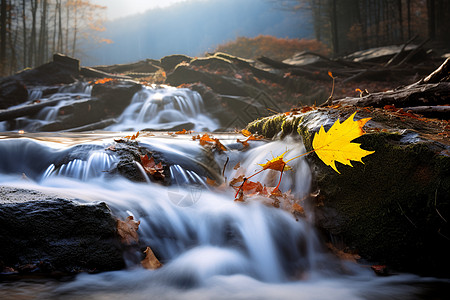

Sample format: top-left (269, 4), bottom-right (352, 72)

top-left (0, 186), bottom-right (125, 276)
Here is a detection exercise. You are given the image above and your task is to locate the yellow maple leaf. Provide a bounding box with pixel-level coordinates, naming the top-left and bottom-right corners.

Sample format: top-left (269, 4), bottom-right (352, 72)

top-left (258, 150), bottom-right (292, 172)
top-left (312, 111), bottom-right (374, 173)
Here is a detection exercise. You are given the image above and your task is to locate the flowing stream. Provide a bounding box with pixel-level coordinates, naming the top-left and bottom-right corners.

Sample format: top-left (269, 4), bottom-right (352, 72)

top-left (0, 86), bottom-right (449, 299)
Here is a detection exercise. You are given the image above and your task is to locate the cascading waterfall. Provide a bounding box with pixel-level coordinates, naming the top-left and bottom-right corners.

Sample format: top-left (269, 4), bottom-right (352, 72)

top-left (107, 85), bottom-right (219, 132)
top-left (0, 133), bottom-right (439, 299)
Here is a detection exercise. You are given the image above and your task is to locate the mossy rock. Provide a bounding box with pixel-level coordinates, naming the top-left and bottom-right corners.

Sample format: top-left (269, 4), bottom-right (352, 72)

top-left (246, 107), bottom-right (450, 276)
top-left (189, 56), bottom-right (235, 73)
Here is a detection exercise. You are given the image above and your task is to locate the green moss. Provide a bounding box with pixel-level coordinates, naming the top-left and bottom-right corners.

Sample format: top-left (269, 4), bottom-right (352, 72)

top-left (246, 109), bottom-right (450, 275)
top-left (313, 133), bottom-right (450, 275)
top-left (261, 114), bottom-right (286, 138)
top-left (280, 116), bottom-right (302, 137)
top-left (246, 114), bottom-right (286, 139)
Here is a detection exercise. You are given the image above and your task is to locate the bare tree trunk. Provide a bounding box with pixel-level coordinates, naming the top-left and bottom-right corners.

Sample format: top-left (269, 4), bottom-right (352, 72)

top-left (397, 0), bottom-right (404, 41)
top-left (407, 0), bottom-right (411, 38)
top-left (330, 0), bottom-right (339, 54)
top-left (37, 0), bottom-right (48, 65)
top-left (52, 1), bottom-right (58, 54)
top-left (57, 0), bottom-right (63, 53)
top-left (71, 3), bottom-right (78, 57)
top-left (29, 0), bottom-right (38, 67)
top-left (22, 0), bottom-right (27, 69)
top-left (427, 0), bottom-right (435, 39)
top-left (0, 0), bottom-right (7, 75)
top-left (65, 4), bottom-right (69, 54)
top-left (8, 3), bottom-right (18, 74)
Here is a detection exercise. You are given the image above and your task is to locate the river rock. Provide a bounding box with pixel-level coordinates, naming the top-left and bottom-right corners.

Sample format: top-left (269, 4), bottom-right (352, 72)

top-left (160, 54), bottom-right (192, 72)
top-left (0, 79), bottom-right (29, 110)
top-left (246, 106), bottom-right (450, 277)
top-left (0, 186), bottom-right (125, 275)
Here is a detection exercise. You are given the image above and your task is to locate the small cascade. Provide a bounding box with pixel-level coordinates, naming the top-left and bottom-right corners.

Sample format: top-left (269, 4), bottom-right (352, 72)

top-left (107, 86), bottom-right (219, 132)
top-left (27, 87), bottom-right (44, 102)
top-left (42, 150), bottom-right (118, 181)
top-left (0, 132), bottom-right (443, 299)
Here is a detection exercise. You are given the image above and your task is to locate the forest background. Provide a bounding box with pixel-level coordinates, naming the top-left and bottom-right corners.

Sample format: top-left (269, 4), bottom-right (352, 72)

top-left (0, 0), bottom-right (449, 76)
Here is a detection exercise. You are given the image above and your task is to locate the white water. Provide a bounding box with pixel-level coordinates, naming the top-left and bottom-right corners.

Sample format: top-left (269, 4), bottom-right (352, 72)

top-left (107, 85), bottom-right (219, 132)
top-left (2, 82), bottom-right (218, 133)
top-left (0, 86), bottom-right (448, 299)
top-left (0, 133), bottom-right (445, 299)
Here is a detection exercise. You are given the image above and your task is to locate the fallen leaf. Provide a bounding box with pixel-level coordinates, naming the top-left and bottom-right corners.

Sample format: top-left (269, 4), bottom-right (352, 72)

top-left (140, 155), bottom-right (165, 179)
top-left (229, 174), bottom-right (245, 186)
top-left (193, 133), bottom-right (227, 151)
top-left (124, 131), bottom-right (140, 140)
top-left (312, 111), bottom-right (374, 173)
top-left (371, 265), bottom-right (389, 276)
top-left (117, 216), bottom-right (140, 245)
top-left (175, 129), bottom-right (191, 134)
top-left (141, 246), bottom-right (163, 270)
top-left (258, 150), bottom-right (293, 172)
top-left (241, 129), bottom-right (252, 137)
top-left (206, 177), bottom-right (217, 186)
top-left (292, 203), bottom-right (305, 214)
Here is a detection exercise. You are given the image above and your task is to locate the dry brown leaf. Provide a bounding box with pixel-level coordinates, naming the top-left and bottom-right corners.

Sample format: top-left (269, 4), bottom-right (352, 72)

top-left (140, 155), bottom-right (165, 179)
top-left (117, 216), bottom-right (140, 245)
top-left (206, 177), bottom-right (217, 186)
top-left (141, 246), bottom-right (163, 270)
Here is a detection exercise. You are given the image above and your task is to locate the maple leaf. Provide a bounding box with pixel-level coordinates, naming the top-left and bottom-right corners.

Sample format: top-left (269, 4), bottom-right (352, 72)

top-left (258, 150), bottom-right (293, 172)
top-left (123, 131), bottom-right (140, 140)
top-left (241, 129), bottom-right (252, 137)
top-left (117, 216), bottom-right (140, 245)
top-left (193, 133), bottom-right (227, 152)
top-left (140, 155), bottom-right (165, 179)
top-left (312, 111), bottom-right (375, 173)
top-left (175, 129), bottom-right (192, 134)
top-left (141, 246), bottom-right (163, 270)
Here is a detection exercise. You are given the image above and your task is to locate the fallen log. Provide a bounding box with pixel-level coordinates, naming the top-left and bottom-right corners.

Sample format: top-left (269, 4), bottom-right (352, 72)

top-left (0, 98), bottom-right (63, 122)
top-left (63, 118), bottom-right (117, 132)
top-left (403, 105), bottom-right (450, 119)
top-left (336, 82), bottom-right (450, 108)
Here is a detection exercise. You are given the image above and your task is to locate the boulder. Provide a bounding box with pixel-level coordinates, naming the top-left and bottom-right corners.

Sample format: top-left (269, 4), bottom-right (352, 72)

top-left (160, 54), bottom-right (192, 72)
top-left (0, 186), bottom-right (125, 275)
top-left (0, 79), bottom-right (28, 109)
top-left (246, 107), bottom-right (450, 277)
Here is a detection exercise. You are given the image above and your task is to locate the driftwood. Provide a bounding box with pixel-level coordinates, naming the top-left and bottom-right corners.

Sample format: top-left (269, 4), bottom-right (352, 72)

top-left (402, 105), bottom-right (450, 119)
top-left (257, 41), bottom-right (435, 84)
top-left (0, 98), bottom-right (63, 121)
top-left (337, 82), bottom-right (450, 108)
top-left (336, 58), bottom-right (450, 119)
top-left (383, 35), bottom-right (418, 67)
top-left (63, 118), bottom-right (117, 132)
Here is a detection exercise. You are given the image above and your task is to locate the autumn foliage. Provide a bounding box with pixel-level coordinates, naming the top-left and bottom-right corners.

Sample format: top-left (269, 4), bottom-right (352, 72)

top-left (214, 35), bottom-right (330, 61)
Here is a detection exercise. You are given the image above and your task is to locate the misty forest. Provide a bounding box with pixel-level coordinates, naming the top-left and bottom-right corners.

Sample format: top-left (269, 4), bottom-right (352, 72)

top-left (0, 0), bottom-right (449, 299)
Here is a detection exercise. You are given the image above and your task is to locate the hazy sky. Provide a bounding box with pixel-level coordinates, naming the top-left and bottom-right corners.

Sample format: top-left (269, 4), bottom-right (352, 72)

top-left (91, 0), bottom-right (189, 20)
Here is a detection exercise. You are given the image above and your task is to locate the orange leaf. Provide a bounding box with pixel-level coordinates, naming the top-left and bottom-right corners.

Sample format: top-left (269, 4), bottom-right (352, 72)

top-left (258, 150), bottom-right (292, 172)
top-left (117, 216), bottom-right (140, 245)
top-left (241, 129), bottom-right (252, 137)
top-left (141, 246), bottom-right (162, 270)
top-left (229, 174), bottom-right (245, 186)
top-left (140, 155), bottom-right (165, 179)
top-left (241, 180), bottom-right (264, 193)
top-left (292, 203), bottom-right (305, 215)
top-left (206, 177), bottom-right (217, 186)
top-left (328, 71), bottom-right (334, 78)
top-left (194, 134), bottom-right (227, 151)
top-left (175, 129), bottom-right (190, 134)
